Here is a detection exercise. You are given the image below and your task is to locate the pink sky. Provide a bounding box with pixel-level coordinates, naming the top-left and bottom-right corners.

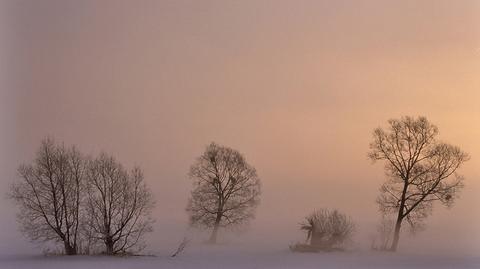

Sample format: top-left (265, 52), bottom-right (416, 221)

top-left (1, 0), bottom-right (479, 254)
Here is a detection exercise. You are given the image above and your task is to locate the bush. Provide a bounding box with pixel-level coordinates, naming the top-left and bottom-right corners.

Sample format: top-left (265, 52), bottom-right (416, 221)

top-left (292, 208), bottom-right (355, 252)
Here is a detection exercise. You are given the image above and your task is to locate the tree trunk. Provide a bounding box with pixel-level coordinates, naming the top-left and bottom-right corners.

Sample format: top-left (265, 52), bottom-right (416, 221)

top-left (390, 180), bottom-right (408, 252)
top-left (390, 218), bottom-right (402, 251)
top-left (64, 241), bottom-right (77, 255)
top-left (105, 237), bottom-right (114, 255)
top-left (208, 213), bottom-right (222, 244)
top-left (390, 188), bottom-right (406, 252)
top-left (310, 232), bottom-right (323, 248)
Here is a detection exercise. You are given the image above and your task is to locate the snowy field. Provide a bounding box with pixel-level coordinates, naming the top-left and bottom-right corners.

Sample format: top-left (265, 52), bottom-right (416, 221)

top-left (1, 244), bottom-right (479, 269)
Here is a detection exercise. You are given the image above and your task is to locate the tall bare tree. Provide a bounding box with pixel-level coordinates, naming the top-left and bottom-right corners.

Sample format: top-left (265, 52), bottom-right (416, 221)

top-left (368, 116), bottom-right (469, 251)
top-left (187, 142), bottom-right (261, 243)
top-left (85, 153), bottom-right (154, 255)
top-left (10, 138), bottom-right (85, 255)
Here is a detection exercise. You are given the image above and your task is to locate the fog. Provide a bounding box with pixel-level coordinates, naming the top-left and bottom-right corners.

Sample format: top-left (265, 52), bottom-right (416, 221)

top-left (1, 0), bottom-right (479, 256)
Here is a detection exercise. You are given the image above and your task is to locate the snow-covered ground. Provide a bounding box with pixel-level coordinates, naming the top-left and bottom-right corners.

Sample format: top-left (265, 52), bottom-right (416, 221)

top-left (1, 244), bottom-right (479, 269)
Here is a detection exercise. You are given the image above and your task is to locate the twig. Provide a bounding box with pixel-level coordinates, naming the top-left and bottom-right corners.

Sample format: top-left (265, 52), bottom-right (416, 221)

top-left (171, 237), bottom-right (189, 258)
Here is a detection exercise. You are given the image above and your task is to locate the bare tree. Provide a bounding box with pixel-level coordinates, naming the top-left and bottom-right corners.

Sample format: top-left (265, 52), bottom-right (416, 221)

top-left (368, 116), bottom-right (469, 251)
top-left (299, 209), bottom-right (355, 251)
top-left (85, 153), bottom-right (154, 255)
top-left (10, 138), bottom-right (85, 255)
top-left (186, 142), bottom-right (261, 244)
top-left (371, 214), bottom-right (394, 251)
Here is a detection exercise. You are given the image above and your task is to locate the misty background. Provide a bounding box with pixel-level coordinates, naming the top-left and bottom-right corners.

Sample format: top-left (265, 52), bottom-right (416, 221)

top-left (0, 0), bottom-right (479, 256)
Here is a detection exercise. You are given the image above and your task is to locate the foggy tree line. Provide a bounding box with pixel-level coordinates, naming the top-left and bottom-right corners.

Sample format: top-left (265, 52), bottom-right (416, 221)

top-left (289, 116), bottom-right (468, 253)
top-left (9, 116), bottom-right (469, 255)
top-left (9, 139), bottom-right (262, 255)
top-left (10, 138), bottom-right (155, 255)
top-left (288, 116), bottom-right (468, 253)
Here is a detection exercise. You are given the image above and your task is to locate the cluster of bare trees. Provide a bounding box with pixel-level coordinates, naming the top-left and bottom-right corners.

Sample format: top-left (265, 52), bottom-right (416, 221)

top-left (9, 116), bottom-right (469, 255)
top-left (11, 139), bottom-right (261, 255)
top-left (291, 116), bottom-right (469, 253)
top-left (10, 138), bottom-right (154, 255)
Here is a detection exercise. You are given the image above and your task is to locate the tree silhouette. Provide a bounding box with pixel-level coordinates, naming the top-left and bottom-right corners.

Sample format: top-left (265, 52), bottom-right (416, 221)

top-left (10, 138), bottom-right (85, 255)
top-left (369, 116), bottom-right (469, 251)
top-left (186, 142), bottom-right (261, 243)
top-left (84, 153), bottom-right (155, 255)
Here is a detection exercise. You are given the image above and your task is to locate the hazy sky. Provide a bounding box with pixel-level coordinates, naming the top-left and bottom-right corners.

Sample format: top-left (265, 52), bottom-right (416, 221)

top-left (1, 0), bottom-right (479, 255)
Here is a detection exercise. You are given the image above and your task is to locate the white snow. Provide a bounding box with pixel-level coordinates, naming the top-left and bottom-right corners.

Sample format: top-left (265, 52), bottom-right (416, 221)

top-left (0, 244), bottom-right (479, 269)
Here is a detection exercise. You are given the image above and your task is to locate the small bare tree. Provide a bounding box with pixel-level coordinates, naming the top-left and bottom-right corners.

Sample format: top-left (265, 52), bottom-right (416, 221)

top-left (371, 214), bottom-right (394, 251)
top-left (10, 138), bottom-right (85, 255)
top-left (299, 209), bottom-right (355, 251)
top-left (369, 116), bottom-right (469, 251)
top-left (85, 153), bottom-right (154, 255)
top-left (186, 142), bottom-right (261, 244)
